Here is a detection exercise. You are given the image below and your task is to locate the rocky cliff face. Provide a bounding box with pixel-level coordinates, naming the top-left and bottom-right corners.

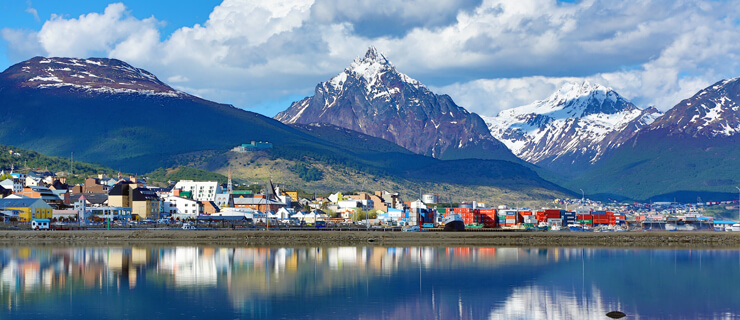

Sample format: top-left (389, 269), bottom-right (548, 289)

top-left (483, 82), bottom-right (661, 173)
top-left (275, 47), bottom-right (515, 161)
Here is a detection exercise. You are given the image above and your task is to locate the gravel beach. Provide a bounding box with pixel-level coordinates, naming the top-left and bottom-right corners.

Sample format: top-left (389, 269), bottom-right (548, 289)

top-left (2, 230), bottom-right (740, 248)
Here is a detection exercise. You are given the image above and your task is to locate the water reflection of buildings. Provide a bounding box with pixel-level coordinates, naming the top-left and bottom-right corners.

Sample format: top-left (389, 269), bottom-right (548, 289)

top-left (0, 246), bottom-right (578, 314)
top-left (2, 247), bottom-right (738, 319)
top-left (0, 247), bottom-right (156, 311)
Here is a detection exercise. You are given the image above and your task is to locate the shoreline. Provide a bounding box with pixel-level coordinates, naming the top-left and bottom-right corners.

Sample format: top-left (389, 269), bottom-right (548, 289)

top-left (2, 230), bottom-right (740, 248)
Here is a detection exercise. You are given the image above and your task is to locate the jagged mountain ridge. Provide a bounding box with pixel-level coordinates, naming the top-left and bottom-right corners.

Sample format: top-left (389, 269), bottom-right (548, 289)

top-left (568, 78), bottom-right (740, 201)
top-left (275, 47), bottom-right (517, 162)
top-left (483, 82), bottom-right (662, 173)
top-left (647, 77), bottom-right (740, 137)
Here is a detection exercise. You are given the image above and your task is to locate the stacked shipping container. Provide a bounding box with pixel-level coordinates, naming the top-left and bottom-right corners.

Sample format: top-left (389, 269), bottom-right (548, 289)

top-left (478, 208), bottom-right (497, 227)
top-left (440, 207), bottom-right (624, 228)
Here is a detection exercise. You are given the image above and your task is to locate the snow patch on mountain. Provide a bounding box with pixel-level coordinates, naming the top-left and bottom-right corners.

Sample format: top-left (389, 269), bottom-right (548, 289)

top-left (325, 46), bottom-right (423, 96)
top-left (14, 57), bottom-right (183, 98)
top-left (484, 81), bottom-right (662, 166)
top-left (275, 47), bottom-right (512, 160)
top-left (650, 77), bottom-right (740, 137)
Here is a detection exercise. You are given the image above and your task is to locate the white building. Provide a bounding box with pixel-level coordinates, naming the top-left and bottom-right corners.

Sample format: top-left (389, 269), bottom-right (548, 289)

top-left (214, 207), bottom-right (263, 222)
top-left (410, 199), bottom-right (427, 210)
top-left (9, 172), bottom-right (26, 183)
top-left (163, 196), bottom-right (203, 219)
top-left (214, 193), bottom-right (232, 209)
top-left (0, 178), bottom-right (23, 193)
top-left (338, 200), bottom-right (361, 209)
top-left (275, 207), bottom-right (295, 221)
top-left (173, 180), bottom-right (222, 201)
top-left (87, 207), bottom-right (132, 221)
top-left (25, 176), bottom-right (42, 187)
top-left (274, 186), bottom-right (292, 206)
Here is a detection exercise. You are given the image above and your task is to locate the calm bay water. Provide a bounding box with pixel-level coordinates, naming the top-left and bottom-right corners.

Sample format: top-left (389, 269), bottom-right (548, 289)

top-left (1, 246), bottom-right (739, 319)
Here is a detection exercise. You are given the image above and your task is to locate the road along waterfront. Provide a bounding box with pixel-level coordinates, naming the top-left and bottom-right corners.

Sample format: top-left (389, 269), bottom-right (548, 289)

top-left (2, 230), bottom-right (740, 248)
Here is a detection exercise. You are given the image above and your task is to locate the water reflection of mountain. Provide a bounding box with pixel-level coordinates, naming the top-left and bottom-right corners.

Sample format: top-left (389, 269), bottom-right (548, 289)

top-left (1, 247), bottom-right (739, 319)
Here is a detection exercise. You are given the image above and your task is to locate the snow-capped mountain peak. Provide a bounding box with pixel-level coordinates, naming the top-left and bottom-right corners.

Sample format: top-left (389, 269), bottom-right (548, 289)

top-left (6, 56), bottom-right (182, 98)
top-left (275, 47), bottom-right (514, 161)
top-left (503, 81), bottom-right (630, 121)
top-left (649, 77), bottom-right (740, 137)
top-left (328, 47), bottom-right (421, 92)
top-left (484, 82), bottom-right (662, 172)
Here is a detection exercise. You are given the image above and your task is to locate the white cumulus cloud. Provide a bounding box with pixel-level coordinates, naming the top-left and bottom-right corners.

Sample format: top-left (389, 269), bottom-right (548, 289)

top-left (2, 0), bottom-right (740, 117)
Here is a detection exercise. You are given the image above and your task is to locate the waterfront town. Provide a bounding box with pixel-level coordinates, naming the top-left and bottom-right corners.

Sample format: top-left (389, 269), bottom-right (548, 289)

top-left (0, 165), bottom-right (737, 232)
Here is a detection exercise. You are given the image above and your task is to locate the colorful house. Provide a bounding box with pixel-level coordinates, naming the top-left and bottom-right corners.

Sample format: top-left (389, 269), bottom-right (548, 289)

top-left (0, 198), bottom-right (53, 221)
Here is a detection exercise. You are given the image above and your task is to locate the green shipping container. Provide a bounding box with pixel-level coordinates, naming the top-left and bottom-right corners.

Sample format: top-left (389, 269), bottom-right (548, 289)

top-left (578, 219), bottom-right (593, 224)
top-left (522, 223), bottom-right (535, 228)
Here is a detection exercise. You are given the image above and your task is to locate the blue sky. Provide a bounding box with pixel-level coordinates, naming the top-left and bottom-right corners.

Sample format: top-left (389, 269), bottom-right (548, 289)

top-left (2, 1), bottom-right (740, 117)
top-left (0, 1), bottom-right (221, 66)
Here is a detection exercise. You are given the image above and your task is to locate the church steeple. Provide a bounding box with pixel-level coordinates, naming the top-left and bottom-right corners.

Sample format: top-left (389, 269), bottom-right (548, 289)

top-left (227, 168), bottom-right (233, 194)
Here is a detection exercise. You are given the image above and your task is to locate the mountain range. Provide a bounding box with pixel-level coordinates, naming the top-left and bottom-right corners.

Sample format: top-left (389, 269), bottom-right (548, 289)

top-left (570, 78), bottom-right (740, 201)
top-left (0, 55), bottom-right (566, 203)
top-left (275, 47), bottom-right (517, 162)
top-left (482, 79), bottom-right (739, 201)
top-left (1, 48), bottom-right (738, 202)
top-left (482, 82), bottom-right (662, 174)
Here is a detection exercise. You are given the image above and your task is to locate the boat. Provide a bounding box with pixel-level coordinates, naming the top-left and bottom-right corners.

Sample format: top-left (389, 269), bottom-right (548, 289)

top-left (182, 222), bottom-right (196, 230)
top-left (665, 221), bottom-right (696, 231)
top-left (443, 213), bottom-right (465, 231)
top-left (568, 223), bottom-right (583, 232)
top-left (402, 225), bottom-right (421, 232)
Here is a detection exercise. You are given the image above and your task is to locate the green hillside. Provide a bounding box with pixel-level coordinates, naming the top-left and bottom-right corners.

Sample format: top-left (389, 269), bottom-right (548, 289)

top-left (160, 125), bottom-right (574, 205)
top-left (0, 144), bottom-right (119, 184)
top-left (146, 167), bottom-right (228, 185)
top-left (566, 130), bottom-right (740, 202)
top-left (0, 59), bottom-right (573, 203)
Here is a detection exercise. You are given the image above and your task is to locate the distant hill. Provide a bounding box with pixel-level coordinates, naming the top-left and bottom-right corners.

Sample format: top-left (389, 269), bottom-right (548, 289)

top-left (0, 57), bottom-right (336, 173)
top-left (0, 144), bottom-right (118, 184)
top-left (570, 78), bottom-right (740, 201)
top-left (0, 56), bottom-right (571, 203)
